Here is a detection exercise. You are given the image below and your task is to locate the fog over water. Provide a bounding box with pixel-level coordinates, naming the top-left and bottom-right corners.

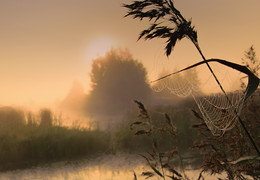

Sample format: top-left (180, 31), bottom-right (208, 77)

top-left (0, 1), bottom-right (259, 179)
top-left (0, 154), bottom-right (225, 180)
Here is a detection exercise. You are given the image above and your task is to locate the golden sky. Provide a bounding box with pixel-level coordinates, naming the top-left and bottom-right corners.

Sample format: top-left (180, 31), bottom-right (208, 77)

top-left (0, 0), bottom-right (259, 107)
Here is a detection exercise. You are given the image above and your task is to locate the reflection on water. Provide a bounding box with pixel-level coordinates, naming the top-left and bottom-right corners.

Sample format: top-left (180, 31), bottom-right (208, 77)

top-left (0, 153), bottom-right (224, 180)
top-left (0, 153), bottom-right (142, 180)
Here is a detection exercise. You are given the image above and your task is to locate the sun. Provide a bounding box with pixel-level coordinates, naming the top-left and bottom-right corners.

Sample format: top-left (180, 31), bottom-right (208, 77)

top-left (86, 37), bottom-right (116, 61)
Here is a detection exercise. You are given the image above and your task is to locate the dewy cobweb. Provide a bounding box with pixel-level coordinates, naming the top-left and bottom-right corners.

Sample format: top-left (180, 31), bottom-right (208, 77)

top-left (150, 58), bottom-right (246, 136)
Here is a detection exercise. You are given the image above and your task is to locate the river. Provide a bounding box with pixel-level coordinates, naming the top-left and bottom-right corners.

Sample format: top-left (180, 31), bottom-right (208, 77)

top-left (0, 153), bottom-right (225, 180)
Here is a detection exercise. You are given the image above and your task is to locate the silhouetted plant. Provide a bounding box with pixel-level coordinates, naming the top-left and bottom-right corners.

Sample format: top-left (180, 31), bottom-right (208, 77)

top-left (123, 0), bottom-right (259, 157)
top-left (131, 100), bottom-right (187, 180)
top-left (241, 45), bottom-right (260, 89)
top-left (191, 96), bottom-right (260, 179)
top-left (124, 0), bottom-right (260, 179)
top-left (124, 0), bottom-right (197, 57)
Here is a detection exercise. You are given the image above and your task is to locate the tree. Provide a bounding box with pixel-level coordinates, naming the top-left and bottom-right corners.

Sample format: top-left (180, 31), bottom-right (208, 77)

top-left (86, 48), bottom-right (152, 120)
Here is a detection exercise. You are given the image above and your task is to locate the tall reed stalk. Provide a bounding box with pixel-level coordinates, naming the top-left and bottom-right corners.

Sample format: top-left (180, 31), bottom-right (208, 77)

top-left (123, 0), bottom-right (260, 156)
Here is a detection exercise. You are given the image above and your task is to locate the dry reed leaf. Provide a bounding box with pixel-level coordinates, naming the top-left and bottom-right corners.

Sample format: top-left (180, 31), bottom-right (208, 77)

top-left (141, 171), bottom-right (154, 179)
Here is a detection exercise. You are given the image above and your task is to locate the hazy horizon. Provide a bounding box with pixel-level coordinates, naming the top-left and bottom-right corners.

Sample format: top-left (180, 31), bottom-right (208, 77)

top-left (0, 0), bottom-right (259, 107)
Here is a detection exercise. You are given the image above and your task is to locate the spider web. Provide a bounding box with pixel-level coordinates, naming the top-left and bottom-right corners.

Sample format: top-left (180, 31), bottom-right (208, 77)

top-left (150, 59), bottom-right (246, 136)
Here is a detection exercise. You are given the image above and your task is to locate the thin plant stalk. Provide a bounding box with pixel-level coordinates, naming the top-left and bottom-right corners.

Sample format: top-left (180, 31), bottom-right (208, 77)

top-left (192, 41), bottom-right (260, 156)
top-left (124, 0), bottom-right (260, 156)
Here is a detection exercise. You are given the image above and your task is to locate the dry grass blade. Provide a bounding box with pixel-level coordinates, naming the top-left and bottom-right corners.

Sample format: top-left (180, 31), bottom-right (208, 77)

top-left (149, 164), bottom-right (163, 178)
top-left (191, 109), bottom-right (203, 120)
top-left (131, 121), bottom-right (143, 125)
top-left (165, 175), bottom-right (179, 180)
top-left (168, 168), bottom-right (182, 178)
top-left (133, 171), bottom-right (137, 180)
top-left (162, 163), bottom-right (170, 169)
top-left (138, 154), bottom-right (163, 178)
top-left (191, 123), bottom-right (207, 129)
top-left (197, 170), bottom-right (204, 180)
top-left (134, 100), bottom-right (149, 119)
top-left (141, 171), bottom-right (154, 179)
top-left (147, 151), bottom-right (156, 159)
top-left (164, 113), bottom-right (177, 135)
top-left (135, 130), bottom-right (151, 136)
top-left (164, 113), bottom-right (171, 124)
top-left (152, 138), bottom-right (158, 153)
top-left (130, 121), bottom-right (144, 130)
top-left (162, 163), bottom-right (182, 178)
top-left (166, 148), bottom-right (178, 163)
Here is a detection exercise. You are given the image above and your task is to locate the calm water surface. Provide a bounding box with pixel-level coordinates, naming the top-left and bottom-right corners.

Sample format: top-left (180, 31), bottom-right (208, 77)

top-left (0, 153), bottom-right (224, 180)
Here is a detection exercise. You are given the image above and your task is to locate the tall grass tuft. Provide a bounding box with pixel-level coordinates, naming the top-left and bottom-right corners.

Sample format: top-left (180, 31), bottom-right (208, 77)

top-left (129, 92), bottom-right (260, 179)
top-left (191, 90), bottom-right (260, 179)
top-left (131, 100), bottom-right (188, 180)
top-left (0, 108), bottom-right (110, 171)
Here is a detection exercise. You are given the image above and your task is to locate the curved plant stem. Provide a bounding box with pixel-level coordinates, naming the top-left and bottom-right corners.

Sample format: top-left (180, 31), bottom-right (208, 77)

top-left (193, 41), bottom-right (260, 156)
top-left (124, 0), bottom-right (260, 157)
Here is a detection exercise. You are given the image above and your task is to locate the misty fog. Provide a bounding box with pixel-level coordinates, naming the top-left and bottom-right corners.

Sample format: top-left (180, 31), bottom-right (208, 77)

top-left (59, 48), bottom-right (153, 128)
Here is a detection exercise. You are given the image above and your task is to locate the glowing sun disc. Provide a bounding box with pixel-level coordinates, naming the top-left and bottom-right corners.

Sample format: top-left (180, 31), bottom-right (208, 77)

top-left (86, 37), bottom-right (116, 61)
